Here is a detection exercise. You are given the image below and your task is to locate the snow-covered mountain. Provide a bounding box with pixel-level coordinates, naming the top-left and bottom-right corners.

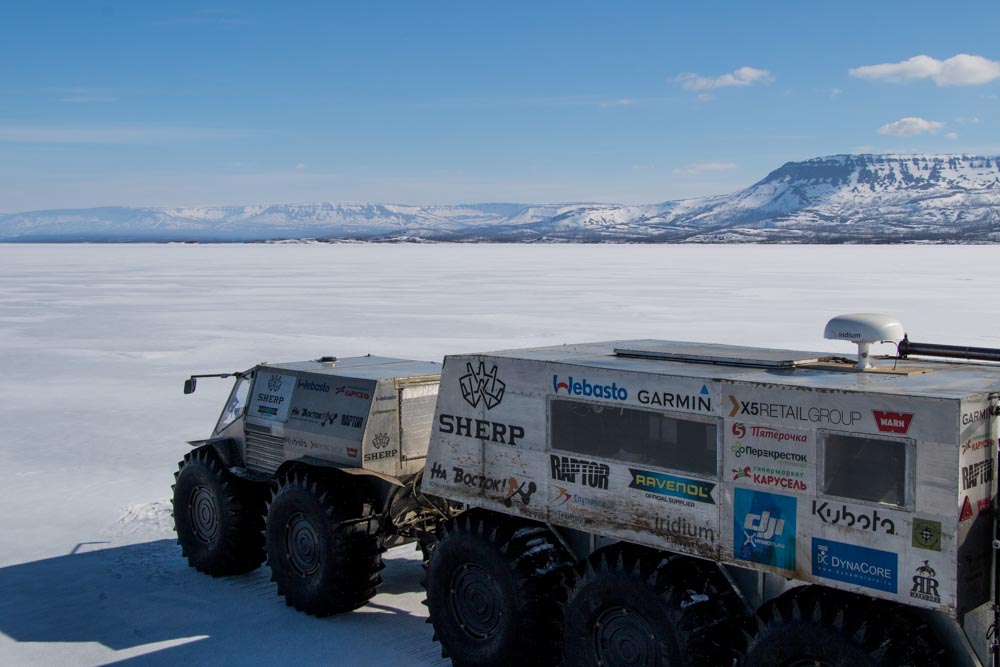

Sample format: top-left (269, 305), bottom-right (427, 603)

top-left (3, 154), bottom-right (999, 243)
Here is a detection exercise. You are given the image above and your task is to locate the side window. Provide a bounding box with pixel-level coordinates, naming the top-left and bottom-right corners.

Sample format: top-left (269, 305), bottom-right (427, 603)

top-left (822, 432), bottom-right (910, 507)
top-left (215, 375), bottom-right (251, 434)
top-left (550, 399), bottom-right (717, 476)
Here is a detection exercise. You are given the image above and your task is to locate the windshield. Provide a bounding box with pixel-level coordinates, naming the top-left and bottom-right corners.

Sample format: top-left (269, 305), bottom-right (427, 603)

top-left (215, 374), bottom-right (251, 435)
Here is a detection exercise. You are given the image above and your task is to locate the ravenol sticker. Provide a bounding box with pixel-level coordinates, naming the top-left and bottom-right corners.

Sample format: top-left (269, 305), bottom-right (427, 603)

top-left (733, 488), bottom-right (796, 570)
top-left (811, 538), bottom-right (897, 594)
top-left (912, 518), bottom-right (942, 551)
top-left (628, 469), bottom-right (715, 504)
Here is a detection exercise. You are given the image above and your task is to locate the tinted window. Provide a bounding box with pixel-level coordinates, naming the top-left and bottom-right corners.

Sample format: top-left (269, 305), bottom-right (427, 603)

top-left (550, 399), bottom-right (717, 476)
top-left (215, 375), bottom-right (250, 434)
top-left (823, 433), bottom-right (908, 507)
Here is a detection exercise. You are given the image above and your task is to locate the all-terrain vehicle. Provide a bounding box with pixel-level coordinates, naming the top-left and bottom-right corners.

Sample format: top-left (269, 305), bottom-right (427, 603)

top-left (173, 355), bottom-right (448, 616)
top-left (421, 315), bottom-right (1000, 666)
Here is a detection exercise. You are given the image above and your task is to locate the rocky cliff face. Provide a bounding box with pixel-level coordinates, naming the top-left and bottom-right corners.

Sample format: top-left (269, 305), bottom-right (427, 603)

top-left (3, 154), bottom-right (999, 243)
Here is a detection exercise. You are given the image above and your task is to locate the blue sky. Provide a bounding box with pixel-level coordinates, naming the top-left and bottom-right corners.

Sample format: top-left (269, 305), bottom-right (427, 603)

top-left (2, 1), bottom-right (998, 211)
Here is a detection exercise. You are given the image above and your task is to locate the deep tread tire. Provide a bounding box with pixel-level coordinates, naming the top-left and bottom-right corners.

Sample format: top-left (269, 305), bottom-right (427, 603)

top-left (172, 448), bottom-right (266, 576)
top-left (563, 545), bottom-right (742, 667)
top-left (265, 473), bottom-right (383, 617)
top-left (741, 586), bottom-right (944, 667)
top-left (424, 510), bottom-right (572, 667)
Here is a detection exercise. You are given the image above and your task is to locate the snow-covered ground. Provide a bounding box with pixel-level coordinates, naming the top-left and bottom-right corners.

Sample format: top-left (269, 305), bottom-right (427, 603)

top-left (1, 243), bottom-right (999, 666)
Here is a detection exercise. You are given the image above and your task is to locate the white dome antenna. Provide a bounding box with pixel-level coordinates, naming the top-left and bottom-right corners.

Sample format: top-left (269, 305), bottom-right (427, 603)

top-left (824, 313), bottom-right (905, 369)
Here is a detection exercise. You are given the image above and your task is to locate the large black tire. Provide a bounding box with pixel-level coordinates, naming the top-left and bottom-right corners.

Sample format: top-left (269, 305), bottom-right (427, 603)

top-left (172, 448), bottom-right (266, 576)
top-left (424, 510), bottom-right (572, 667)
top-left (563, 545), bottom-right (742, 667)
top-left (741, 586), bottom-right (944, 667)
top-left (265, 472), bottom-right (383, 616)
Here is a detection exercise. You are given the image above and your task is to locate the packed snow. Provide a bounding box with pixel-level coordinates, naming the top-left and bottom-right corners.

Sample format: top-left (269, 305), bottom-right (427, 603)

top-left (1, 243), bottom-right (999, 666)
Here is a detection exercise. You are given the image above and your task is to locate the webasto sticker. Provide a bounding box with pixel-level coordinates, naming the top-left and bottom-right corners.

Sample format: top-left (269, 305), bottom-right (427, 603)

top-left (553, 375), bottom-right (627, 401)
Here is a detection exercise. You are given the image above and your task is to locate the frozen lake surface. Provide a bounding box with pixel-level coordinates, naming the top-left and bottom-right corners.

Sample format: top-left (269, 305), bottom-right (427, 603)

top-left (1, 243), bottom-right (999, 665)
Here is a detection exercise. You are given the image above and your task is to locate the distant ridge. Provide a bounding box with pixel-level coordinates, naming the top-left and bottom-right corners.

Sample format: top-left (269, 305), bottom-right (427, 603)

top-left (3, 154), bottom-right (999, 243)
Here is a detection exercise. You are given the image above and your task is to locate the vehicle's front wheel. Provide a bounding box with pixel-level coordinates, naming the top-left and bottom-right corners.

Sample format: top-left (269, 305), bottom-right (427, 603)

top-left (172, 448), bottom-right (266, 576)
top-left (265, 473), bottom-right (383, 616)
top-left (424, 510), bottom-right (571, 666)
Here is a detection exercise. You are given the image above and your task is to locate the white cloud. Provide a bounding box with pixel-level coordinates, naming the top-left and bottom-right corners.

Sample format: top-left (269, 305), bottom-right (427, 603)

top-left (830, 88), bottom-right (842, 98)
top-left (876, 117), bottom-right (945, 136)
top-left (672, 161), bottom-right (738, 175)
top-left (675, 66), bottom-right (774, 91)
top-left (946, 132), bottom-right (959, 140)
top-left (849, 54), bottom-right (1000, 86)
top-left (59, 95), bottom-right (118, 103)
top-left (0, 125), bottom-right (247, 144)
top-left (600, 98), bottom-right (634, 108)
top-left (47, 86), bottom-right (121, 104)
top-left (696, 93), bottom-right (715, 102)
top-left (295, 163), bottom-right (306, 170)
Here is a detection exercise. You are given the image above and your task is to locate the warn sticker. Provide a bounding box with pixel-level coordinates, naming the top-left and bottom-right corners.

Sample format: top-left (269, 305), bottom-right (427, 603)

top-left (873, 410), bottom-right (913, 434)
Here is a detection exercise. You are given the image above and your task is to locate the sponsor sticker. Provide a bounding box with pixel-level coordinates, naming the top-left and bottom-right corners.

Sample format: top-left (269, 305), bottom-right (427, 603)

top-left (437, 464), bottom-right (537, 507)
top-left (734, 488), bottom-right (796, 570)
top-left (910, 560), bottom-right (942, 604)
top-left (961, 459), bottom-right (994, 491)
top-left (628, 469), bottom-right (715, 504)
top-left (962, 436), bottom-right (993, 455)
top-left (960, 496), bottom-right (974, 521)
top-left (290, 406), bottom-right (338, 427)
top-left (812, 500), bottom-right (896, 535)
top-left (460, 362), bottom-right (506, 409)
top-left (250, 372), bottom-right (296, 421)
top-left (297, 379), bottom-right (330, 393)
top-left (501, 476), bottom-right (537, 507)
top-left (550, 455), bottom-right (609, 490)
top-left (554, 374), bottom-right (628, 401)
top-left (729, 396), bottom-right (861, 427)
top-left (912, 518), bottom-right (942, 551)
top-left (548, 484), bottom-right (614, 511)
top-left (733, 422), bottom-right (808, 444)
top-left (336, 385), bottom-right (371, 400)
top-left (437, 413), bottom-right (525, 446)
top-left (653, 514), bottom-right (716, 544)
top-left (961, 406), bottom-right (1000, 426)
top-left (364, 448), bottom-right (397, 462)
top-left (340, 414), bottom-right (364, 429)
top-left (873, 410), bottom-right (913, 434)
top-left (636, 385), bottom-right (711, 413)
top-left (731, 442), bottom-right (808, 464)
top-left (811, 538), bottom-right (897, 593)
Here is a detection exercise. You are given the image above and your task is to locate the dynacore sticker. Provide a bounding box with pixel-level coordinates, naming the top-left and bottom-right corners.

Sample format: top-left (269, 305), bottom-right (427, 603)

top-left (811, 538), bottom-right (897, 594)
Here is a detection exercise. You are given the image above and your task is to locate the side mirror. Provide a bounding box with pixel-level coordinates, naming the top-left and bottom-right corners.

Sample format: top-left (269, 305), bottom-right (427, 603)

top-left (183, 378), bottom-right (197, 394)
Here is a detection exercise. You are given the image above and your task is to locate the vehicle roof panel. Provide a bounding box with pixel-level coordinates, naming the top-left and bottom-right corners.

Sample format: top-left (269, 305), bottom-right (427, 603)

top-left (264, 356), bottom-right (441, 381)
top-left (480, 340), bottom-right (1000, 400)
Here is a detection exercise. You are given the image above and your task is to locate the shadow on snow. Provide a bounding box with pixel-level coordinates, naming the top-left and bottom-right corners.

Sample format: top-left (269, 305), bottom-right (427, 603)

top-left (0, 540), bottom-right (446, 665)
